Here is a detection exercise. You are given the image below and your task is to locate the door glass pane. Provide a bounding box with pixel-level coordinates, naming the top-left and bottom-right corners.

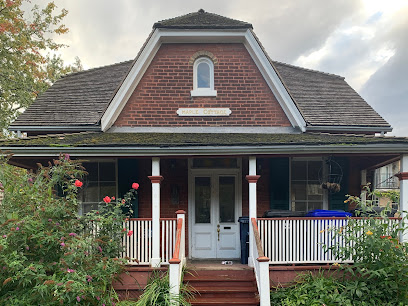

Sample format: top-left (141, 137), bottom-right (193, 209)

top-left (219, 177), bottom-right (235, 223)
top-left (195, 177), bottom-right (211, 223)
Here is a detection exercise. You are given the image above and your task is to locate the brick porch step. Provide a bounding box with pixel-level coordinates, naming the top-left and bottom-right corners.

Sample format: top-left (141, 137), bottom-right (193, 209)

top-left (184, 269), bottom-right (259, 306)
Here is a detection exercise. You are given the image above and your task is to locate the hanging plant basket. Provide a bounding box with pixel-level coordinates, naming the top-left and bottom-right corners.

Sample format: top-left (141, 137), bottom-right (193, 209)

top-left (319, 158), bottom-right (343, 194)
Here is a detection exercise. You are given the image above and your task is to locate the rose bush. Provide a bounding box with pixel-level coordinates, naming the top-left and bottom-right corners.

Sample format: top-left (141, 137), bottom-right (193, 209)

top-left (0, 154), bottom-right (137, 305)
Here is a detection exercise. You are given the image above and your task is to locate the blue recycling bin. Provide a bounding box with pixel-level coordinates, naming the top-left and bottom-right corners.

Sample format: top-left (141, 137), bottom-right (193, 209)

top-left (306, 209), bottom-right (352, 217)
top-left (238, 216), bottom-right (249, 264)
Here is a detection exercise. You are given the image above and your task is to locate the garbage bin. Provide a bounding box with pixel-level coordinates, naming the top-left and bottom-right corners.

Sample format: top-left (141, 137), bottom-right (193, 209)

top-left (263, 210), bottom-right (306, 218)
top-left (238, 216), bottom-right (249, 264)
top-left (305, 209), bottom-right (352, 217)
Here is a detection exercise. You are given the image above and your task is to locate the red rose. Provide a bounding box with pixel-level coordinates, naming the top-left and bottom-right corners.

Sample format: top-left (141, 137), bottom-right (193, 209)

top-left (132, 183), bottom-right (139, 190)
top-left (74, 180), bottom-right (83, 188)
top-left (103, 196), bottom-right (111, 203)
top-left (127, 230), bottom-right (133, 237)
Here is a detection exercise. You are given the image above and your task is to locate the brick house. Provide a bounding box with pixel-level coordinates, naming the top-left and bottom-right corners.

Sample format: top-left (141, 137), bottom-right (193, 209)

top-left (2, 10), bottom-right (408, 305)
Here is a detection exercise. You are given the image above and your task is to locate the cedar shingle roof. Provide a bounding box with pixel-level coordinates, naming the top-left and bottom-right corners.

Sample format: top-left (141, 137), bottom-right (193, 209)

top-left (11, 60), bottom-right (133, 127)
top-left (272, 61), bottom-right (390, 128)
top-left (153, 9), bottom-right (252, 29)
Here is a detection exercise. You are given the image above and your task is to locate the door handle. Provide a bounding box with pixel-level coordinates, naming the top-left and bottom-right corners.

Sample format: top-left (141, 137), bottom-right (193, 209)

top-left (217, 224), bottom-right (220, 241)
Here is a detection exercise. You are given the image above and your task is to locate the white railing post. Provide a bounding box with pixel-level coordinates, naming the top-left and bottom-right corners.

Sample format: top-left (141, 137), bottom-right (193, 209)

top-left (396, 154), bottom-right (408, 242)
top-left (251, 218), bottom-right (270, 306)
top-left (176, 210), bottom-right (186, 265)
top-left (258, 258), bottom-right (270, 306)
top-left (149, 157), bottom-right (163, 267)
top-left (169, 261), bottom-right (180, 306)
top-left (169, 210), bottom-right (186, 306)
top-left (246, 156), bottom-right (259, 267)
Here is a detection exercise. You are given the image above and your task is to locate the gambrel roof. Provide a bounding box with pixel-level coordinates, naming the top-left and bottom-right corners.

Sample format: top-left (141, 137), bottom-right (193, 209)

top-left (9, 10), bottom-right (391, 134)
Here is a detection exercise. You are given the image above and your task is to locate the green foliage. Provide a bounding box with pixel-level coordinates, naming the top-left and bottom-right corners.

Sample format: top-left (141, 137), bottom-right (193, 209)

top-left (0, 154), bottom-right (137, 305)
top-left (135, 270), bottom-right (194, 306)
top-left (0, 0), bottom-right (82, 132)
top-left (271, 190), bottom-right (408, 305)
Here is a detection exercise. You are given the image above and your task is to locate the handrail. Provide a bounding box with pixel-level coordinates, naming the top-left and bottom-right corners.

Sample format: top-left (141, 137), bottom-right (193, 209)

top-left (251, 217), bottom-right (266, 259)
top-left (169, 217), bottom-right (183, 264)
top-left (251, 218), bottom-right (270, 306)
top-left (168, 211), bottom-right (186, 305)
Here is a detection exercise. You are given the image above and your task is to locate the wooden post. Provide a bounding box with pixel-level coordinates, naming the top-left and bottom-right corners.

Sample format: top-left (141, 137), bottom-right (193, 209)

top-left (246, 157), bottom-right (260, 267)
top-left (361, 169), bottom-right (367, 205)
top-left (149, 157), bottom-right (163, 267)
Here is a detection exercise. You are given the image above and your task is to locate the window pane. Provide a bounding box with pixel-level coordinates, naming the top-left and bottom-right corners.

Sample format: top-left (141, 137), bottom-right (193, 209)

top-left (83, 162), bottom-right (98, 181)
top-left (79, 182), bottom-right (99, 203)
top-left (308, 161), bottom-right (321, 180)
top-left (197, 62), bottom-right (210, 88)
top-left (99, 162), bottom-right (116, 181)
top-left (100, 182), bottom-right (116, 199)
top-left (291, 182), bottom-right (307, 201)
top-left (219, 177), bottom-right (235, 223)
top-left (195, 177), bottom-right (211, 223)
top-left (291, 161), bottom-right (307, 180)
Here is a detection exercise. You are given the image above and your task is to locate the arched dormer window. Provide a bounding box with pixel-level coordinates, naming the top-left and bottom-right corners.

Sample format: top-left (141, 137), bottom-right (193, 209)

top-left (191, 57), bottom-right (217, 97)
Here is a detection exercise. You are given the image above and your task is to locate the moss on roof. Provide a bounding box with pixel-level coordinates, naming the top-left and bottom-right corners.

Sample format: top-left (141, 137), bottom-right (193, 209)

top-left (1, 132), bottom-right (408, 148)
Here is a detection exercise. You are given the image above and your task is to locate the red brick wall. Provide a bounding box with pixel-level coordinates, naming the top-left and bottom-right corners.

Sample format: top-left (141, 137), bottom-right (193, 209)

top-left (114, 43), bottom-right (291, 127)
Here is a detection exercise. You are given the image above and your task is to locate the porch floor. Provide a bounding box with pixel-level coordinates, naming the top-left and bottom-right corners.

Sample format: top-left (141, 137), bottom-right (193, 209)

top-left (186, 259), bottom-right (253, 270)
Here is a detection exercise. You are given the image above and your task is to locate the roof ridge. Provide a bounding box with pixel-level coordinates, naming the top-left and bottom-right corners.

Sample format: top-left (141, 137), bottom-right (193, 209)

top-left (272, 60), bottom-right (345, 79)
top-left (153, 9), bottom-right (252, 29)
top-left (61, 60), bottom-right (133, 79)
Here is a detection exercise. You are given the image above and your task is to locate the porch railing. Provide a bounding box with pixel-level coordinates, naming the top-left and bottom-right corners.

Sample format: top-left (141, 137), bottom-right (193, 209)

top-left (169, 211), bottom-right (186, 305)
top-left (251, 218), bottom-right (270, 306)
top-left (122, 218), bottom-right (177, 265)
top-left (257, 217), bottom-right (400, 265)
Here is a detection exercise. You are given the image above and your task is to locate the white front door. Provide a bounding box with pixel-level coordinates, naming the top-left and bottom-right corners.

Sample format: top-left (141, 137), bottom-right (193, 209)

top-left (191, 173), bottom-right (241, 259)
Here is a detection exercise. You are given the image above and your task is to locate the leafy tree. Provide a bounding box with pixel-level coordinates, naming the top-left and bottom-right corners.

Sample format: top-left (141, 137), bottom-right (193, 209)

top-left (0, 0), bottom-right (82, 133)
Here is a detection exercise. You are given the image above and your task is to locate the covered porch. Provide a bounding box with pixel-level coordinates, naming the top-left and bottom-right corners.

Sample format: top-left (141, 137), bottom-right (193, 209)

top-left (4, 132), bottom-right (408, 304)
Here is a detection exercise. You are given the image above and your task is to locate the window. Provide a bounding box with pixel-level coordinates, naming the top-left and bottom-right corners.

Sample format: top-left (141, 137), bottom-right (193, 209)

top-left (78, 160), bottom-right (117, 214)
top-left (290, 158), bottom-right (324, 211)
top-left (191, 57), bottom-right (217, 97)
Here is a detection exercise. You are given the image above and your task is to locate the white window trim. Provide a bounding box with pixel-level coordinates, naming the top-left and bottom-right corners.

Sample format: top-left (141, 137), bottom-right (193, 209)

top-left (191, 57), bottom-right (217, 97)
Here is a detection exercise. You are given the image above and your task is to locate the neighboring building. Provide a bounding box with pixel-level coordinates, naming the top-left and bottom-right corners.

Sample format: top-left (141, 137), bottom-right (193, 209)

top-left (1, 11), bottom-right (408, 302)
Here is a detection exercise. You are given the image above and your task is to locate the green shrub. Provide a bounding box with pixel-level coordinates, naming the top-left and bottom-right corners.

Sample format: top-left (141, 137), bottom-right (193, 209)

top-left (0, 154), bottom-right (137, 305)
top-left (271, 190), bottom-right (408, 305)
top-left (135, 270), bottom-right (194, 306)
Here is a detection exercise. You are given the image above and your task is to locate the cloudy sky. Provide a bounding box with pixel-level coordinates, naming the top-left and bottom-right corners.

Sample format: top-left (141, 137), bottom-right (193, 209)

top-left (42, 0), bottom-right (407, 135)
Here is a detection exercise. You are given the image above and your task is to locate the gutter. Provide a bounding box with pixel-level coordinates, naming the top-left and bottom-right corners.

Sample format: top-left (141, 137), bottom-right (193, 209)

top-left (1, 143), bottom-right (407, 157)
top-left (306, 126), bottom-right (393, 134)
top-left (8, 126), bottom-right (102, 132)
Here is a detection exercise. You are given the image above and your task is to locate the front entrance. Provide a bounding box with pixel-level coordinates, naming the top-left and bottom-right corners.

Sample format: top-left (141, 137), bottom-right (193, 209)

top-left (190, 171), bottom-right (241, 259)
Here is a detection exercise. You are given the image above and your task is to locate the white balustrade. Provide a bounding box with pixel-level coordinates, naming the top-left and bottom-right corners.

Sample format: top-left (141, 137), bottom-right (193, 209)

top-left (258, 217), bottom-right (400, 264)
top-left (121, 218), bottom-right (177, 265)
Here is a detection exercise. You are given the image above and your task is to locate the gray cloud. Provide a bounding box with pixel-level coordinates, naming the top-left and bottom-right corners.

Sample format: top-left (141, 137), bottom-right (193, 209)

top-left (359, 7), bottom-right (408, 136)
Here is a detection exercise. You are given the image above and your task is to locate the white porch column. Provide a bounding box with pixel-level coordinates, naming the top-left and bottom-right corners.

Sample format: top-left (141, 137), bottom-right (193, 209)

top-left (360, 169), bottom-right (367, 205)
top-left (149, 157), bottom-right (163, 267)
top-left (246, 157), bottom-right (260, 267)
top-left (396, 154), bottom-right (408, 242)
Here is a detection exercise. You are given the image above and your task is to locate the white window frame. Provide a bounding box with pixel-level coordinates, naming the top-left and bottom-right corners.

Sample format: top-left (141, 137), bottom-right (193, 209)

top-left (78, 159), bottom-right (118, 215)
top-left (191, 57), bottom-right (217, 97)
top-left (290, 157), bottom-right (327, 211)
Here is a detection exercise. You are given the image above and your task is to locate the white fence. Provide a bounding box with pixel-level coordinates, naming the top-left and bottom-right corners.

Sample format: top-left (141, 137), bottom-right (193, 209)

top-left (257, 217), bottom-right (400, 265)
top-left (122, 218), bottom-right (177, 265)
